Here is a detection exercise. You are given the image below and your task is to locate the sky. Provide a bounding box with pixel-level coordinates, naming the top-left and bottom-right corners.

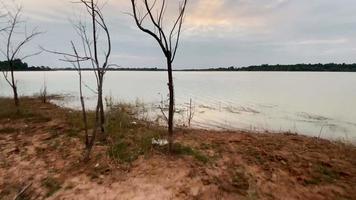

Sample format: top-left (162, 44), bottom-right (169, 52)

top-left (1, 0), bottom-right (356, 69)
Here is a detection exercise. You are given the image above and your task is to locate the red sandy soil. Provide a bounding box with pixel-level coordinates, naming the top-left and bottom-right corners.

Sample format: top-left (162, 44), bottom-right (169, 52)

top-left (0, 99), bottom-right (355, 200)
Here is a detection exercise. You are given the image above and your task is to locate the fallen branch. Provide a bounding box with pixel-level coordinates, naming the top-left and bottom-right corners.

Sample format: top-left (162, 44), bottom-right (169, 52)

top-left (13, 183), bottom-right (32, 200)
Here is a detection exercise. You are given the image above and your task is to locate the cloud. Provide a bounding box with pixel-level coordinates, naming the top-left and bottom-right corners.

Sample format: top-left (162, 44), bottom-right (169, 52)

top-left (2, 0), bottom-right (356, 68)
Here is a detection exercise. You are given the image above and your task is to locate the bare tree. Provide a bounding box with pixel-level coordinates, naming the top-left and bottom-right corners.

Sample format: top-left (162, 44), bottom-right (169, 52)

top-left (78, 0), bottom-right (112, 139)
top-left (130, 0), bottom-right (188, 152)
top-left (187, 98), bottom-right (195, 127)
top-left (39, 73), bottom-right (47, 103)
top-left (0, 5), bottom-right (41, 107)
top-left (70, 41), bottom-right (91, 161)
top-left (44, 0), bottom-right (113, 160)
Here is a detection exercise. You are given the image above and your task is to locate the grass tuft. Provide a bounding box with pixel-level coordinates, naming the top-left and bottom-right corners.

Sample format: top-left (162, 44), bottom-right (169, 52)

top-left (304, 162), bottom-right (340, 185)
top-left (231, 169), bottom-right (249, 195)
top-left (42, 177), bottom-right (61, 197)
top-left (108, 141), bottom-right (138, 163)
top-left (172, 143), bottom-right (209, 164)
top-left (0, 127), bottom-right (16, 134)
top-left (106, 101), bottom-right (167, 163)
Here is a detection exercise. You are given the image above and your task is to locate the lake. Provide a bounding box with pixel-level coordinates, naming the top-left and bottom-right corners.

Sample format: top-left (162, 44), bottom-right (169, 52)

top-left (1, 71), bottom-right (355, 142)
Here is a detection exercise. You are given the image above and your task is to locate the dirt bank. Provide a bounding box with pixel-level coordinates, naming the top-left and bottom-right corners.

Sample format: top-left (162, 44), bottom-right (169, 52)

top-left (0, 98), bottom-right (355, 200)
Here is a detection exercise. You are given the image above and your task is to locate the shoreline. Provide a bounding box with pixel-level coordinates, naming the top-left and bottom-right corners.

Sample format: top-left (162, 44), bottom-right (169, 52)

top-left (0, 97), bottom-right (355, 199)
top-left (50, 95), bottom-right (356, 145)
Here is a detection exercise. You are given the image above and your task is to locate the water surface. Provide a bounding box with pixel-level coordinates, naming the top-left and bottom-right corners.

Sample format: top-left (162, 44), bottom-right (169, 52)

top-left (1, 71), bottom-right (355, 142)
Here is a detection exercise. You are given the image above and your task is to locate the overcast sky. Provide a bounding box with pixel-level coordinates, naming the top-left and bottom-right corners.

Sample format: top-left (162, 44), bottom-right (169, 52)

top-left (2, 0), bottom-right (356, 69)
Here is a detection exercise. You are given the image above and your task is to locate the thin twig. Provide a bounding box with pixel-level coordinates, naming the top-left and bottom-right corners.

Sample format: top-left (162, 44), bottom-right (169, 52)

top-left (13, 183), bottom-right (32, 200)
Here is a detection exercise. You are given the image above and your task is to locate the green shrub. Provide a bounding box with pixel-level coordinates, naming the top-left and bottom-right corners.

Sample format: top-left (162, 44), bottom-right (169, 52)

top-left (108, 141), bottom-right (138, 163)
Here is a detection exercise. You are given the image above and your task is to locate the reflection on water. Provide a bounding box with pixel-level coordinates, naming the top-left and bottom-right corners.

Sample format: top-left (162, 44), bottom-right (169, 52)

top-left (1, 71), bottom-right (355, 142)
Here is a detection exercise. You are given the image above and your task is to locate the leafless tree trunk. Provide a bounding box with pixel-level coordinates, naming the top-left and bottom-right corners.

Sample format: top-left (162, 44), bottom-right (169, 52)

top-left (70, 42), bottom-right (95, 162)
top-left (88, 0), bottom-right (106, 137)
top-left (167, 59), bottom-right (174, 150)
top-left (9, 61), bottom-right (19, 107)
top-left (0, 5), bottom-right (41, 108)
top-left (130, 0), bottom-right (188, 152)
top-left (57, 41), bottom-right (99, 162)
top-left (43, 0), bottom-right (113, 161)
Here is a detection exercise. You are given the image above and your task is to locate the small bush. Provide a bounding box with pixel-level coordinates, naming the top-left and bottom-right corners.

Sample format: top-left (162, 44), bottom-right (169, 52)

top-left (108, 141), bottom-right (139, 163)
top-left (108, 129), bottom-right (164, 163)
top-left (231, 169), bottom-right (249, 195)
top-left (106, 106), bottom-right (133, 134)
top-left (314, 163), bottom-right (339, 183)
top-left (106, 101), bottom-right (165, 163)
top-left (172, 143), bottom-right (209, 164)
top-left (304, 163), bottom-right (340, 185)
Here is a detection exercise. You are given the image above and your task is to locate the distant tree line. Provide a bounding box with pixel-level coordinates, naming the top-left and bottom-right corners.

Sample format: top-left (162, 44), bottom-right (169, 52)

top-left (58, 67), bottom-right (164, 71)
top-left (2, 61), bottom-right (356, 72)
top-left (193, 63), bottom-right (356, 72)
top-left (0, 59), bottom-right (51, 71)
